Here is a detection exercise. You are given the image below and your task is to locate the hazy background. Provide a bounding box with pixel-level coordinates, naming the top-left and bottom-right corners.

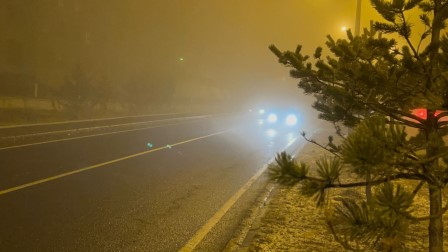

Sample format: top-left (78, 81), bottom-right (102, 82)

top-left (0, 1), bottom-right (385, 115)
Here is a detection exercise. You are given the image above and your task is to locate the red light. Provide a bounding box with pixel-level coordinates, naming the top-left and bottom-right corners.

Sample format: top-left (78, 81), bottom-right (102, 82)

top-left (413, 108), bottom-right (427, 119)
top-left (412, 109), bottom-right (445, 120)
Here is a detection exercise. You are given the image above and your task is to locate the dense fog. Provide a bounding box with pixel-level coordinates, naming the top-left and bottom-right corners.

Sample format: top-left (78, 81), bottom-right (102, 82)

top-left (0, 0), bottom-right (379, 120)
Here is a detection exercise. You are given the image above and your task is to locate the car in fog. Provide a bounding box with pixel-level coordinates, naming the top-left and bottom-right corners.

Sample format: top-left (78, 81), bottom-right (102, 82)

top-left (248, 106), bottom-right (301, 136)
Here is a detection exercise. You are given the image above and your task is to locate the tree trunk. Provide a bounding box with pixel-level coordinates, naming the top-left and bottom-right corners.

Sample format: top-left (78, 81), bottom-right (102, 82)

top-left (365, 171), bottom-right (372, 204)
top-left (426, 108), bottom-right (444, 251)
top-left (428, 185), bottom-right (443, 252)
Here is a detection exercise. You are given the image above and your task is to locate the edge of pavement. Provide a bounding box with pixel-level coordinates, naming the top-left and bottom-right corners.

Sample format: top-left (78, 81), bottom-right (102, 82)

top-left (224, 127), bottom-right (333, 252)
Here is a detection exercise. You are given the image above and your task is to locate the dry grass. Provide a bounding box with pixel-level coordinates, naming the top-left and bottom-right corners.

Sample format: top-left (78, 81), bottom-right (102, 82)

top-left (248, 140), bottom-right (448, 251)
top-left (248, 182), bottom-right (448, 251)
top-left (249, 185), bottom-right (344, 251)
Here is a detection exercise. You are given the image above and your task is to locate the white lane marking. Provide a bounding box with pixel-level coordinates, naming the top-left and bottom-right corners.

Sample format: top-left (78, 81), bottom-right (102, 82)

top-left (1, 115), bottom-right (212, 139)
top-left (0, 123), bottom-right (179, 150)
top-left (0, 131), bottom-right (227, 196)
top-left (0, 115), bottom-right (213, 150)
top-left (179, 135), bottom-right (300, 252)
top-left (0, 112), bottom-right (186, 129)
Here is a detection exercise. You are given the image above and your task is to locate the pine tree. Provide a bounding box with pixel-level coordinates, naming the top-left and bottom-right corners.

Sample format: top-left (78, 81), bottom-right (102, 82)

top-left (269, 1), bottom-right (448, 251)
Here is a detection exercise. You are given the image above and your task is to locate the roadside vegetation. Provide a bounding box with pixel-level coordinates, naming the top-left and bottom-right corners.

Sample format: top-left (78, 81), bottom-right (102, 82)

top-left (0, 65), bottom-right (179, 125)
top-left (0, 64), bottom-right (227, 125)
top-left (269, 0), bottom-right (448, 251)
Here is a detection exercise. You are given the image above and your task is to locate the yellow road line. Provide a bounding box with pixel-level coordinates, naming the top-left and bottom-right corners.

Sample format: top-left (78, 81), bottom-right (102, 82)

top-left (179, 136), bottom-right (299, 252)
top-left (0, 131), bottom-right (226, 196)
top-left (179, 160), bottom-right (272, 252)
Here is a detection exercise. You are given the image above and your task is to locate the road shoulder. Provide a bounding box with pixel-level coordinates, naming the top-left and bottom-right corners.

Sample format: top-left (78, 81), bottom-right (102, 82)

top-left (225, 129), bottom-right (344, 251)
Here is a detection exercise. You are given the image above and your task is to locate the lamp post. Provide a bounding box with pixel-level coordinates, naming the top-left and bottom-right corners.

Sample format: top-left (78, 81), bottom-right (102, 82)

top-left (355, 0), bottom-right (362, 36)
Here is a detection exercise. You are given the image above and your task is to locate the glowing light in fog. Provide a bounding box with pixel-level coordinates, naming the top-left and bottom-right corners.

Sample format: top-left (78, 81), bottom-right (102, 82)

top-left (286, 114), bottom-right (298, 126)
top-left (266, 129), bottom-right (277, 137)
top-left (267, 113), bottom-right (278, 123)
top-left (258, 119), bottom-right (264, 125)
top-left (259, 109), bottom-right (265, 114)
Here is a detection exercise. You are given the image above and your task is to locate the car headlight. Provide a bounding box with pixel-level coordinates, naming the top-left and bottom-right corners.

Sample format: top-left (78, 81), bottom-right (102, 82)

top-left (285, 114), bottom-right (298, 126)
top-left (267, 113), bottom-right (278, 123)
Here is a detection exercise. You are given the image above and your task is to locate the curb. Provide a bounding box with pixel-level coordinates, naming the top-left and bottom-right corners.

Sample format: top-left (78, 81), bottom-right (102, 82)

top-left (224, 179), bottom-right (278, 252)
top-left (224, 127), bottom-right (334, 251)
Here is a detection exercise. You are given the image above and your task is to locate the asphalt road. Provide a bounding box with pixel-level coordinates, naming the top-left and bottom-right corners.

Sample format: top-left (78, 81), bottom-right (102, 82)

top-left (0, 113), bottom-right (194, 137)
top-left (0, 113), bottom-right (309, 251)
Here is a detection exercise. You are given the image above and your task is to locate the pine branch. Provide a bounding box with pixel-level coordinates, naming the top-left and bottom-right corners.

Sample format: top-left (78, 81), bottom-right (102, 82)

top-left (366, 102), bottom-right (426, 128)
top-left (396, 10), bottom-right (435, 91)
top-left (392, 150), bottom-right (448, 166)
top-left (416, 26), bottom-right (431, 53)
top-left (398, 11), bottom-right (419, 55)
top-left (332, 122), bottom-right (347, 140)
top-left (399, 200), bottom-right (448, 221)
top-left (331, 82), bottom-right (425, 127)
top-left (437, 121), bottom-right (448, 128)
top-left (411, 180), bottom-right (426, 199)
top-left (305, 172), bottom-right (427, 189)
top-left (313, 74), bottom-right (347, 90)
top-left (326, 220), bottom-right (358, 251)
top-left (301, 132), bottom-right (341, 158)
top-left (313, 77), bottom-right (425, 129)
top-left (435, 111), bottom-right (448, 121)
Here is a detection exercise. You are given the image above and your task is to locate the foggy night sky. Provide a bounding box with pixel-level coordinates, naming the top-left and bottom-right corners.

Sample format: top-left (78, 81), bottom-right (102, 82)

top-left (120, 0), bottom-right (380, 102)
top-left (1, 1), bottom-right (401, 108)
top-left (169, 0), bottom-right (381, 105)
